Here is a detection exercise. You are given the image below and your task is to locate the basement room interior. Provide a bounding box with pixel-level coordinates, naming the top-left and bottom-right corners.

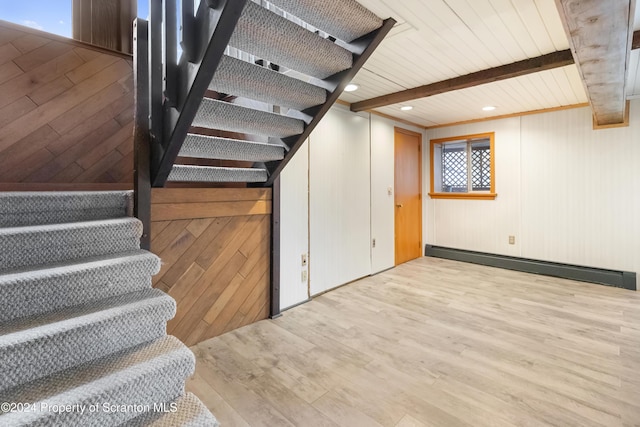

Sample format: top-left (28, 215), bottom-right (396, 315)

top-left (0, 0), bottom-right (639, 426)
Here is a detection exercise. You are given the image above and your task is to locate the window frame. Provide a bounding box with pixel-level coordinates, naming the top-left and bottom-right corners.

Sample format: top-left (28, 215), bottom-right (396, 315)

top-left (429, 132), bottom-right (497, 200)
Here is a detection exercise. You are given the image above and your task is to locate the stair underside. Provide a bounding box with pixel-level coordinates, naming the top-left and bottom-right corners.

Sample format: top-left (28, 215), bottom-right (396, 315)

top-left (210, 55), bottom-right (326, 112)
top-left (230, 1), bottom-right (353, 80)
top-left (267, 0), bottom-right (383, 43)
top-left (194, 98), bottom-right (304, 138)
top-left (164, 0), bottom-right (386, 185)
top-left (179, 134), bottom-right (284, 162)
top-left (168, 165), bottom-right (268, 183)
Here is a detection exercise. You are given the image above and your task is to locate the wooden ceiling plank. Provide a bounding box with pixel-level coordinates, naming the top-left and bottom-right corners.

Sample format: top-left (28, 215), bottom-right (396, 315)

top-left (349, 28), bottom-right (638, 114)
top-left (489, 0), bottom-right (543, 57)
top-left (554, 0), bottom-right (636, 126)
top-left (511, 0), bottom-right (559, 53)
top-left (350, 49), bottom-right (574, 111)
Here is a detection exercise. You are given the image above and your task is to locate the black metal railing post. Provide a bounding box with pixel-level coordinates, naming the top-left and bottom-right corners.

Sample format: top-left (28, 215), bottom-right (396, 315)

top-left (148, 0), bottom-right (164, 181)
top-left (164, 0), bottom-right (178, 107)
top-left (270, 175), bottom-right (282, 318)
top-left (181, 0), bottom-right (196, 62)
top-left (133, 18), bottom-right (152, 250)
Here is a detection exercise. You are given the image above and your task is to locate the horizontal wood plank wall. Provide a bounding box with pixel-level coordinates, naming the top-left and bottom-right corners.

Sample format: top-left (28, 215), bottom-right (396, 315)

top-left (0, 22), bottom-right (134, 185)
top-left (151, 188), bottom-right (272, 346)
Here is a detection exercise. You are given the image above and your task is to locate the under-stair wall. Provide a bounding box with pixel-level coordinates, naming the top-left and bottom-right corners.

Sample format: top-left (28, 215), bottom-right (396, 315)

top-left (0, 21), bottom-right (135, 185)
top-left (151, 188), bottom-right (272, 346)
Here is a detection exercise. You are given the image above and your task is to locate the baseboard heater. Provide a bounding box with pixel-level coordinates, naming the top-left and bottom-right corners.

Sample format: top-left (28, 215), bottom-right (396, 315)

top-left (424, 245), bottom-right (636, 291)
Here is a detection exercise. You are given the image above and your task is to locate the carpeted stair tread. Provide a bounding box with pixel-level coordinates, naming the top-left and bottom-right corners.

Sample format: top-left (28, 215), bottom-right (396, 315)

top-left (0, 218), bottom-right (142, 272)
top-left (210, 55), bottom-right (326, 111)
top-left (124, 393), bottom-right (219, 427)
top-left (0, 288), bottom-right (175, 391)
top-left (0, 336), bottom-right (195, 427)
top-left (0, 191), bottom-right (132, 227)
top-left (267, 0), bottom-right (383, 43)
top-left (194, 98), bottom-right (304, 138)
top-left (168, 165), bottom-right (268, 183)
top-left (0, 250), bottom-right (161, 322)
top-left (179, 134), bottom-right (284, 162)
top-left (231, 1), bottom-right (353, 79)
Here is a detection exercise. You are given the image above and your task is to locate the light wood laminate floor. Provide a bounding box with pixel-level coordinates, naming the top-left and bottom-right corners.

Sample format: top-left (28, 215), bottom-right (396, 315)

top-left (187, 257), bottom-right (640, 427)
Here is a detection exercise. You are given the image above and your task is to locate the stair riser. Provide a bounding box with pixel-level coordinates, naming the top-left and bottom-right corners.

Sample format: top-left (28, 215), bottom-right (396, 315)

top-left (0, 349), bottom-right (194, 427)
top-left (179, 137), bottom-right (285, 162)
top-left (0, 276), bottom-right (153, 323)
top-left (0, 239), bottom-right (141, 273)
top-left (0, 219), bottom-right (143, 273)
top-left (0, 192), bottom-right (132, 228)
top-left (0, 208), bottom-right (130, 228)
top-left (0, 301), bottom-right (175, 390)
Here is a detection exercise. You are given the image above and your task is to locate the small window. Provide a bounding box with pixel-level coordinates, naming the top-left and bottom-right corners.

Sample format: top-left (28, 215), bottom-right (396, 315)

top-left (429, 132), bottom-right (496, 200)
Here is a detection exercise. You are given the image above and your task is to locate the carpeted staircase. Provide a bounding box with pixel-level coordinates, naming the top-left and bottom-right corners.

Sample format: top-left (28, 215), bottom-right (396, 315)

top-left (0, 191), bottom-right (217, 426)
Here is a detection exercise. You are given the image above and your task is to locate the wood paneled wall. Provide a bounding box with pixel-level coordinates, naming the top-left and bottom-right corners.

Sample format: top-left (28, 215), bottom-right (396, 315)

top-left (0, 21), bottom-right (134, 185)
top-left (72, 0), bottom-right (137, 54)
top-left (151, 188), bottom-right (272, 346)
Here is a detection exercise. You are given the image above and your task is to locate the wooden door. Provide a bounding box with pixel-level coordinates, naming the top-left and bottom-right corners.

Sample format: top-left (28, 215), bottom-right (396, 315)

top-left (394, 128), bottom-right (422, 265)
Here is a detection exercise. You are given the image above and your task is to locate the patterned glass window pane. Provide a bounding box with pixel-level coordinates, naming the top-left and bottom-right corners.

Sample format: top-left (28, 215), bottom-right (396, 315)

top-left (442, 146), bottom-right (467, 192)
top-left (471, 141), bottom-right (491, 191)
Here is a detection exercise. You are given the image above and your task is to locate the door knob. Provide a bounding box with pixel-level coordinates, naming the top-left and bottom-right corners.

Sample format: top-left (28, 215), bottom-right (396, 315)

top-left (396, 204), bottom-right (403, 208)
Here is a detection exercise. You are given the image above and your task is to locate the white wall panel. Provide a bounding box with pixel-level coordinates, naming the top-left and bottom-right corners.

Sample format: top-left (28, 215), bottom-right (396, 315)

top-left (370, 114), bottom-right (396, 273)
top-left (278, 106), bottom-right (428, 306)
top-left (309, 107), bottom-right (372, 295)
top-left (426, 100), bottom-right (640, 288)
top-left (427, 117), bottom-right (522, 256)
top-left (628, 50), bottom-right (640, 98)
top-left (520, 102), bottom-right (640, 277)
top-left (279, 141), bottom-right (310, 310)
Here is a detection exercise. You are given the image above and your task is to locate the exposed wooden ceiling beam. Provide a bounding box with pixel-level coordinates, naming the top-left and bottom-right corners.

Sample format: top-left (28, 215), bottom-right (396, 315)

top-left (554, 0), bottom-right (636, 126)
top-left (350, 29), bottom-right (640, 114)
top-left (350, 50), bottom-right (574, 112)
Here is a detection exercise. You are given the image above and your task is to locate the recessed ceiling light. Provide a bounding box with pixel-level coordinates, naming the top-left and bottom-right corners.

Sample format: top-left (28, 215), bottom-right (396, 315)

top-left (400, 106), bottom-right (413, 111)
top-left (482, 106), bottom-right (496, 111)
top-left (344, 83), bottom-right (359, 92)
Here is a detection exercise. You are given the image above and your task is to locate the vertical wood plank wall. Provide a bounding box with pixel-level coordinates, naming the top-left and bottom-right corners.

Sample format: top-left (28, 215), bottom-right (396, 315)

top-left (72, 0), bottom-right (137, 54)
top-left (0, 21), bottom-right (134, 185)
top-left (151, 188), bottom-right (272, 346)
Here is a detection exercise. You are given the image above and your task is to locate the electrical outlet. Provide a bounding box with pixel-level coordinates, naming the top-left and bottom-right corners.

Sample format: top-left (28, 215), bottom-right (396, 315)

top-left (387, 187), bottom-right (393, 196)
top-left (301, 270), bottom-right (307, 282)
top-left (372, 238), bottom-right (376, 248)
top-left (509, 235), bottom-right (515, 245)
top-left (301, 253), bottom-right (307, 267)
